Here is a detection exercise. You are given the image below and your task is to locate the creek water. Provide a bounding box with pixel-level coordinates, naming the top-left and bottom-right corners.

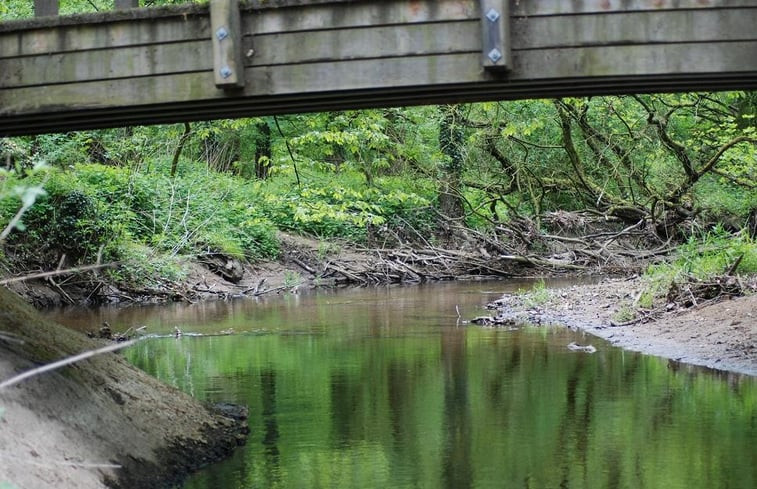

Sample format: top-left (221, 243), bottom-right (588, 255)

top-left (48, 280), bottom-right (756, 489)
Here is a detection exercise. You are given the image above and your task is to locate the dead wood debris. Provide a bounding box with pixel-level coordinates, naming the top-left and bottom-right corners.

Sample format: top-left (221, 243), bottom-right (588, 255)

top-left (666, 275), bottom-right (753, 310)
top-left (610, 275), bottom-right (756, 327)
top-left (322, 213), bottom-right (665, 285)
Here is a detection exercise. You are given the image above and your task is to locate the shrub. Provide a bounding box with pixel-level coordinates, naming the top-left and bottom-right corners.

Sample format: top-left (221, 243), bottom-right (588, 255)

top-left (643, 226), bottom-right (757, 300)
top-left (7, 185), bottom-right (115, 267)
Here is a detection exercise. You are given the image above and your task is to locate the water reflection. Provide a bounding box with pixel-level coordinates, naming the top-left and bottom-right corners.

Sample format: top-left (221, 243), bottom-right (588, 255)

top-left (260, 369), bottom-right (280, 486)
top-left (48, 281), bottom-right (757, 489)
top-left (441, 325), bottom-right (472, 489)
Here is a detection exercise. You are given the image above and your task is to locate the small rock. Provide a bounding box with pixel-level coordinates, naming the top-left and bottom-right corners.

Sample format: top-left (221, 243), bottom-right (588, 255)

top-left (471, 316), bottom-right (496, 326)
top-left (212, 402), bottom-right (249, 421)
top-left (567, 342), bottom-right (597, 353)
top-left (98, 321), bottom-right (112, 339)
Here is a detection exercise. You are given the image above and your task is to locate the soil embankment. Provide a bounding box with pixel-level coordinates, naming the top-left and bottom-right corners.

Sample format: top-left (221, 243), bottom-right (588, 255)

top-left (0, 288), bottom-right (248, 489)
top-left (488, 277), bottom-right (757, 376)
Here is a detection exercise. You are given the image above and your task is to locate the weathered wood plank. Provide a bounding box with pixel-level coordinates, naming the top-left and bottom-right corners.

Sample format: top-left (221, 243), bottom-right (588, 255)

top-left (248, 0), bottom-right (476, 34)
top-left (0, 2), bottom-right (373, 34)
top-left (4, 70), bottom-right (756, 136)
top-left (0, 72), bottom-right (218, 115)
top-left (248, 53), bottom-right (493, 95)
top-left (0, 54), bottom-right (486, 112)
top-left (0, 0), bottom-right (475, 59)
top-left (512, 41), bottom-right (757, 79)
top-left (5, 1), bottom-right (474, 32)
top-left (0, 16), bottom-right (209, 59)
top-left (255, 42), bottom-right (757, 91)
top-left (512, 8), bottom-right (757, 49)
top-left (0, 40), bottom-right (210, 87)
top-left (3, 39), bottom-right (756, 114)
top-left (511, 0), bottom-right (757, 16)
top-left (1, 20), bottom-right (482, 88)
top-left (246, 21), bottom-right (479, 67)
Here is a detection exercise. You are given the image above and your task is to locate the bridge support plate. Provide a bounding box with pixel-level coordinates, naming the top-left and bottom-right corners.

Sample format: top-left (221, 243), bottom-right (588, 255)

top-left (480, 0), bottom-right (510, 71)
top-left (210, 0), bottom-right (246, 89)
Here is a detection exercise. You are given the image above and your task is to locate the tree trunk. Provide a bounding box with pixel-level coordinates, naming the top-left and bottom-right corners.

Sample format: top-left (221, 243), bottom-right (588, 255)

top-left (438, 105), bottom-right (465, 220)
top-left (254, 120), bottom-right (272, 180)
top-left (170, 122), bottom-right (192, 177)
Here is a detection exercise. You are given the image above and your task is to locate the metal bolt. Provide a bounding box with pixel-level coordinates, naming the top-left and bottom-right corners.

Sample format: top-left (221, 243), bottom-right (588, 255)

top-left (486, 8), bottom-right (500, 22)
top-left (487, 48), bottom-right (502, 63)
top-left (216, 27), bottom-right (229, 41)
top-left (246, 49), bottom-right (255, 58)
top-left (220, 66), bottom-right (233, 79)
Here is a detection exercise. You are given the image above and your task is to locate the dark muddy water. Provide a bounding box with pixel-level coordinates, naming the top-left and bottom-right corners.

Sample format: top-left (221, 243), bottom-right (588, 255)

top-left (48, 281), bottom-right (757, 489)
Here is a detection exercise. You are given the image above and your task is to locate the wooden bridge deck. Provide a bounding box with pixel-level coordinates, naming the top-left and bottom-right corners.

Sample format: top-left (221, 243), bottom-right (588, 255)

top-left (1, 0), bottom-right (756, 136)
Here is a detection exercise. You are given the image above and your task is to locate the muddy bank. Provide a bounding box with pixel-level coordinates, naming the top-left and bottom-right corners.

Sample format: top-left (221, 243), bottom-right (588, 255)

top-left (0, 288), bottom-right (248, 489)
top-left (10, 232), bottom-right (554, 309)
top-left (487, 277), bottom-right (756, 376)
top-left (6, 233), bottom-right (380, 308)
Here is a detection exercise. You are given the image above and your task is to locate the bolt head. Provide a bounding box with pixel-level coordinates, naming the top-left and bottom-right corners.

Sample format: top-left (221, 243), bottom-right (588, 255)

top-left (487, 48), bottom-right (502, 63)
top-left (220, 66), bottom-right (233, 79)
top-left (216, 27), bottom-right (229, 41)
top-left (486, 8), bottom-right (500, 22)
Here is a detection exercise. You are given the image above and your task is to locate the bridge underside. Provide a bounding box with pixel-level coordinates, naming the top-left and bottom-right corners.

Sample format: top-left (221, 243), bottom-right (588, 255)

top-left (1, 0), bottom-right (757, 136)
top-left (6, 74), bottom-right (757, 137)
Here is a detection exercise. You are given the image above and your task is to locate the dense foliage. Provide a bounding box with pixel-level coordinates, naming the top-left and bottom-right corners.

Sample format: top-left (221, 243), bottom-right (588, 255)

top-left (1, 91), bottom-right (755, 290)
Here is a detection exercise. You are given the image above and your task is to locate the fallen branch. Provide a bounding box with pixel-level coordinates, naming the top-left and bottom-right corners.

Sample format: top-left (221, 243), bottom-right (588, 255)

top-left (0, 262), bottom-right (118, 285)
top-left (0, 339), bottom-right (138, 390)
top-left (291, 257), bottom-right (317, 275)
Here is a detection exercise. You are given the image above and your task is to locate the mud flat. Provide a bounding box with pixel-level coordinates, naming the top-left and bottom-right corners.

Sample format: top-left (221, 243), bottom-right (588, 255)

top-left (489, 277), bottom-right (756, 376)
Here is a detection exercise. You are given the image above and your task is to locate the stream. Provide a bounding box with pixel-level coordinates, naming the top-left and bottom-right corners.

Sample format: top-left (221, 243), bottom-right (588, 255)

top-left (47, 280), bottom-right (757, 489)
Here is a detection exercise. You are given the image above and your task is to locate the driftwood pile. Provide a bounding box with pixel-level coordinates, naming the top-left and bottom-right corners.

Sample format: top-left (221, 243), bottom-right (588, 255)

top-left (610, 273), bottom-right (757, 327)
top-left (666, 275), bottom-right (753, 310)
top-left (319, 247), bottom-right (535, 285)
top-left (316, 212), bottom-right (668, 285)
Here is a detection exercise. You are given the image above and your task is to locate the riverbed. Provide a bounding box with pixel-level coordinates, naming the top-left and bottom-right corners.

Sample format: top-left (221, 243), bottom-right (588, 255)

top-left (47, 281), bottom-right (757, 489)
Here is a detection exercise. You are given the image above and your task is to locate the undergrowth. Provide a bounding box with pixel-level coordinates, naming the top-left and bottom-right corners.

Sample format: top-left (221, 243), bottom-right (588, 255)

top-left (0, 159), bottom-right (437, 289)
top-left (518, 278), bottom-right (550, 308)
top-left (642, 226), bottom-right (757, 303)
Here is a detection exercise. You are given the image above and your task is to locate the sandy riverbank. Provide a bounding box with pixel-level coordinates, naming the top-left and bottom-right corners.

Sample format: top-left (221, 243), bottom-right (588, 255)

top-left (0, 288), bottom-right (248, 489)
top-left (488, 276), bottom-right (756, 376)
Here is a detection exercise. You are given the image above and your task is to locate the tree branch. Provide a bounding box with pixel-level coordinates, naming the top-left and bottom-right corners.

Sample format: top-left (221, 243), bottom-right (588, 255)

top-left (669, 136), bottom-right (757, 200)
top-left (633, 95), bottom-right (696, 179)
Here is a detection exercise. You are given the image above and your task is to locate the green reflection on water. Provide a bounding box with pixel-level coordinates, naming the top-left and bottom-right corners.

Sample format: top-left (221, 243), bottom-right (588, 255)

top-left (118, 284), bottom-right (756, 489)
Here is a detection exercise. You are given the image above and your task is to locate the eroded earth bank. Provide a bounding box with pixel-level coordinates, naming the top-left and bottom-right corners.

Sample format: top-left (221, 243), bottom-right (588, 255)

top-left (0, 288), bottom-right (248, 489)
